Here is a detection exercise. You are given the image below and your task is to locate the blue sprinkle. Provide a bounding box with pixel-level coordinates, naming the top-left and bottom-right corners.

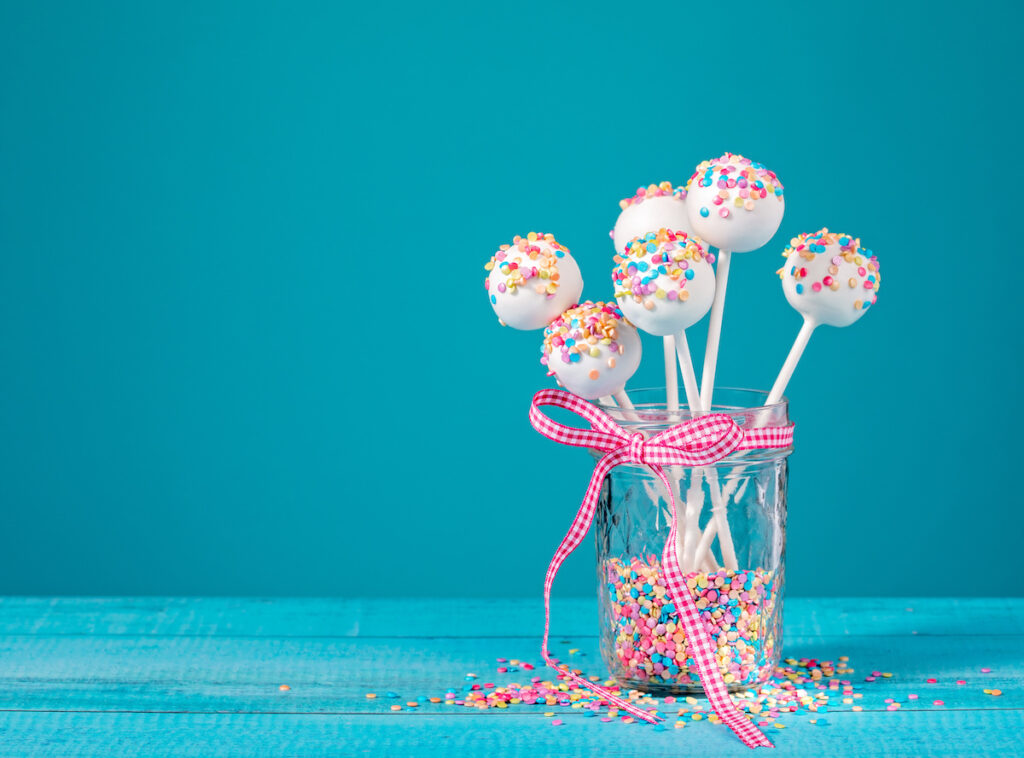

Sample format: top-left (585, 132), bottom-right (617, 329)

top-left (700, 207), bottom-right (710, 217)
top-left (387, 691), bottom-right (400, 698)
top-left (555, 250), bottom-right (565, 257)
top-left (685, 269), bottom-right (695, 280)
top-left (490, 295), bottom-right (496, 304)
top-left (795, 283), bottom-right (804, 294)
top-left (569, 353), bottom-right (581, 363)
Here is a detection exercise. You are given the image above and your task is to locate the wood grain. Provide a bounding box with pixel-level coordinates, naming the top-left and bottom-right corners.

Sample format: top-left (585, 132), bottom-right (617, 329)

top-left (0, 598), bottom-right (1018, 757)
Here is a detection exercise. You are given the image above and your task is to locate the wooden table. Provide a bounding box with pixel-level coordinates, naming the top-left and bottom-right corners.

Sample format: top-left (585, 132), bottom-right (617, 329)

top-left (0, 597), bottom-right (1018, 756)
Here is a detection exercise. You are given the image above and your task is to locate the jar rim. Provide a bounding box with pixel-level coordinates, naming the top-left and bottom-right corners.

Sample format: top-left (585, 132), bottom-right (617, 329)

top-left (592, 386), bottom-right (787, 416)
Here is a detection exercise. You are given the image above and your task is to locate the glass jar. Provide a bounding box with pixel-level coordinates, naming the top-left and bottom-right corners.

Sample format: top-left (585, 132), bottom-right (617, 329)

top-left (593, 387), bottom-right (791, 695)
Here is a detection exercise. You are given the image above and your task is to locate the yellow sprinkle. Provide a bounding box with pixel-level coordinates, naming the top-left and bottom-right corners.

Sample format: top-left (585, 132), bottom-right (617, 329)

top-left (544, 712), bottom-right (554, 717)
top-left (390, 705), bottom-right (401, 711)
top-left (691, 713), bottom-right (703, 721)
top-left (674, 721), bottom-right (686, 729)
top-left (882, 673), bottom-right (893, 678)
top-left (365, 693), bottom-right (377, 699)
top-left (569, 648), bottom-right (579, 654)
top-left (774, 723), bottom-right (786, 729)
top-left (852, 706), bottom-right (863, 712)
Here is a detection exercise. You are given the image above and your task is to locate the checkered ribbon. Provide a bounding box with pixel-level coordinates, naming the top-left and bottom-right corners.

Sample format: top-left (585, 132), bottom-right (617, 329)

top-left (529, 388), bottom-right (794, 749)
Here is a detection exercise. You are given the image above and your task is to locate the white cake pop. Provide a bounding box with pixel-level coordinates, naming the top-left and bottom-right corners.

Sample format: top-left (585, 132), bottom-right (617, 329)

top-left (767, 228), bottom-right (881, 404)
top-left (685, 153), bottom-right (785, 253)
top-left (779, 228), bottom-right (880, 327)
top-left (484, 232), bottom-right (584, 330)
top-left (540, 301), bottom-right (641, 401)
top-left (612, 229), bottom-right (715, 337)
top-left (612, 182), bottom-right (694, 253)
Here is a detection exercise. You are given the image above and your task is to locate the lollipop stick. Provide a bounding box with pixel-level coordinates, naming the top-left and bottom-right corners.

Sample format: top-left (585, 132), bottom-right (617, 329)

top-left (663, 336), bottom-right (680, 415)
top-left (699, 249), bottom-right (731, 410)
top-left (767, 317), bottom-right (818, 405)
top-left (612, 389), bottom-right (640, 422)
top-left (674, 331), bottom-right (702, 413)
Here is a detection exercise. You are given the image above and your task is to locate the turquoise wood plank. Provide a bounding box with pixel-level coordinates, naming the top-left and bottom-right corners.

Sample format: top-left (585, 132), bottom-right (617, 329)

top-left (0, 597), bottom-right (1020, 637)
top-left (0, 634), bottom-right (1017, 713)
top-left (0, 710), bottom-right (1019, 758)
top-left (0, 598), bottom-right (1019, 757)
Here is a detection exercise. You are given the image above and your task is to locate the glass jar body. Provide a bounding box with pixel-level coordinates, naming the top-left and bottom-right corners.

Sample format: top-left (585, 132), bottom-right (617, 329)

top-left (593, 388), bottom-right (790, 695)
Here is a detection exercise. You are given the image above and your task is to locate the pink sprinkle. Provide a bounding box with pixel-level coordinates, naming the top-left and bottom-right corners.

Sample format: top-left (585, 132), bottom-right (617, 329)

top-left (908, 694), bottom-right (918, 700)
top-left (600, 717), bottom-right (613, 722)
top-left (933, 700), bottom-right (944, 706)
top-left (981, 668), bottom-right (991, 673)
top-left (497, 667), bottom-right (507, 673)
top-left (551, 719), bottom-right (563, 726)
top-left (496, 658), bottom-right (507, 663)
top-left (719, 208), bottom-right (730, 218)
top-left (956, 680), bottom-right (966, 685)
top-left (926, 678), bottom-right (937, 684)
top-left (812, 282), bottom-right (822, 292)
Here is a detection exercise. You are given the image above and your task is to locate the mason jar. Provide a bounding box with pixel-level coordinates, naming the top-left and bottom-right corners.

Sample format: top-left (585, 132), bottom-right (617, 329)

top-left (593, 387), bottom-right (791, 694)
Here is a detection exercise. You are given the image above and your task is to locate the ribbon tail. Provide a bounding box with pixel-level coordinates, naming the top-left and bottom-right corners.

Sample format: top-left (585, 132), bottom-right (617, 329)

top-left (541, 452), bottom-right (662, 724)
top-left (655, 465), bottom-right (775, 749)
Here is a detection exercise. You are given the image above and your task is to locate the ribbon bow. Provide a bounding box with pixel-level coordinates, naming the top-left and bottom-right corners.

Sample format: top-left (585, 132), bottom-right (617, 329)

top-left (529, 389), bottom-right (794, 749)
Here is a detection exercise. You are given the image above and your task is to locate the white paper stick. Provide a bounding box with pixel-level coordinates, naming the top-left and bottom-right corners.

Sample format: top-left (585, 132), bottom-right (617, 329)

top-left (767, 317), bottom-right (818, 405)
top-left (674, 331), bottom-right (702, 413)
top-left (599, 395), bottom-right (618, 406)
top-left (699, 249), bottom-right (731, 411)
top-left (663, 335), bottom-right (680, 416)
top-left (613, 389), bottom-right (640, 422)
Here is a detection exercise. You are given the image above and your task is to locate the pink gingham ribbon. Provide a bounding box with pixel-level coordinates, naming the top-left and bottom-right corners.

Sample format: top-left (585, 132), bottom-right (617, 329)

top-left (529, 389), bottom-right (794, 749)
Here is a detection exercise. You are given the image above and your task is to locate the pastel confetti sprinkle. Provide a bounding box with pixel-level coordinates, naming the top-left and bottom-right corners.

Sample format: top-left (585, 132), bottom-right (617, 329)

top-left (619, 181), bottom-right (687, 210)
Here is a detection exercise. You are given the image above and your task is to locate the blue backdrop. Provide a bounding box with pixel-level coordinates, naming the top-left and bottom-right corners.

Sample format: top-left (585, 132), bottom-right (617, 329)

top-left (1, 1), bottom-right (1020, 596)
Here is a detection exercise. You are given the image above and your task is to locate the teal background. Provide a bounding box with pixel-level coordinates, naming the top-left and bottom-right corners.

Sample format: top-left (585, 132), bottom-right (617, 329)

top-left (1, 1), bottom-right (1020, 597)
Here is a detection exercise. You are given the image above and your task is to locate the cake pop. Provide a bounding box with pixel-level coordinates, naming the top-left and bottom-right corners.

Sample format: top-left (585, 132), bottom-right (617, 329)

top-left (612, 183), bottom-right (693, 253)
top-left (485, 232), bottom-right (584, 330)
top-left (768, 229), bottom-right (880, 403)
top-left (612, 229), bottom-right (714, 413)
top-left (541, 301), bottom-right (641, 405)
top-left (685, 153), bottom-right (785, 413)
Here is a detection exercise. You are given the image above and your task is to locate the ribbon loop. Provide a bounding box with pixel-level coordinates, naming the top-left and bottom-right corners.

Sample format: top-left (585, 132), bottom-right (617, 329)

top-left (529, 389), bottom-right (794, 750)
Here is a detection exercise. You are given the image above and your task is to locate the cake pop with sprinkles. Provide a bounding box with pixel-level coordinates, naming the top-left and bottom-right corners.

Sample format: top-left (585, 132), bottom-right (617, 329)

top-left (613, 229), bottom-right (715, 412)
top-left (613, 229), bottom-right (715, 339)
top-left (612, 182), bottom-right (693, 254)
top-left (541, 301), bottom-right (641, 403)
top-left (767, 228), bottom-right (881, 404)
top-left (685, 153), bottom-right (785, 254)
top-left (484, 232), bottom-right (584, 330)
top-left (684, 153), bottom-right (786, 414)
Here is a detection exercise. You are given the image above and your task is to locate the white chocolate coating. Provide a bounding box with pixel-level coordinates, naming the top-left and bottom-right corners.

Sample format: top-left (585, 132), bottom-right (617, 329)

top-left (778, 229), bottom-right (881, 327)
top-left (685, 153), bottom-right (785, 253)
top-left (612, 230), bottom-right (715, 336)
top-left (541, 301), bottom-right (642, 400)
top-left (484, 233), bottom-right (584, 330)
top-left (613, 193), bottom-right (693, 253)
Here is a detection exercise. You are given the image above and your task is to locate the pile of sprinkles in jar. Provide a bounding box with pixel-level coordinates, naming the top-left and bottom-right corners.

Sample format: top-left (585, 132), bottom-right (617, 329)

top-left (604, 555), bottom-right (777, 688)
